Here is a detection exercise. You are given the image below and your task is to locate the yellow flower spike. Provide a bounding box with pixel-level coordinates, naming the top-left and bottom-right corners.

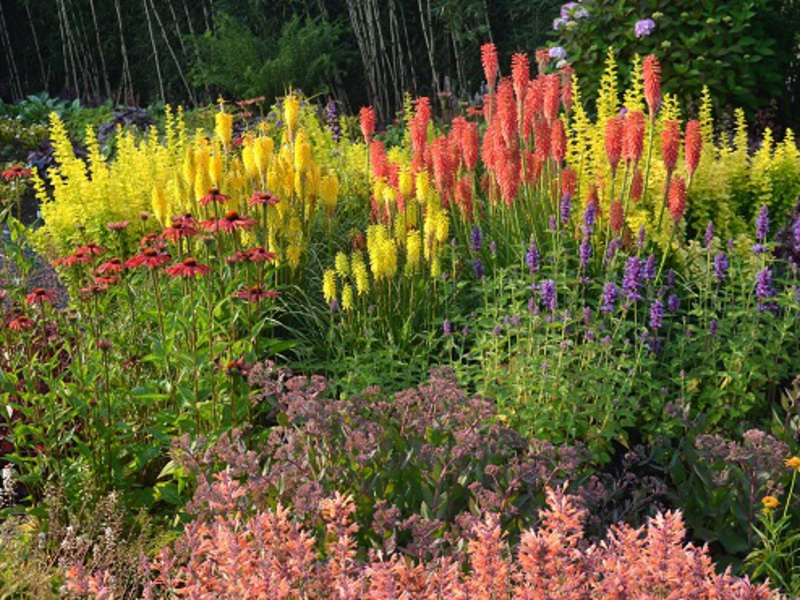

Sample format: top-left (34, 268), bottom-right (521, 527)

top-left (209, 151), bottom-right (223, 187)
top-left (430, 256), bottom-right (441, 278)
top-left (194, 170), bottom-right (210, 205)
top-left (405, 229), bottom-right (421, 275)
top-left (786, 456), bottom-right (800, 471)
top-left (182, 149), bottom-right (196, 188)
top-left (379, 237), bottom-right (398, 279)
top-left (294, 130), bottom-right (313, 173)
top-left (341, 284), bottom-right (354, 311)
top-left (320, 175), bottom-right (339, 216)
top-left (254, 136), bottom-right (274, 179)
top-left (415, 171), bottom-right (431, 205)
top-left (335, 252), bottom-right (350, 277)
top-left (242, 138), bottom-right (257, 179)
top-left (435, 210), bottom-right (450, 244)
top-left (352, 252), bottom-right (369, 295)
top-left (287, 245), bottom-right (302, 270)
top-left (215, 110), bottom-right (233, 150)
top-left (322, 269), bottom-right (337, 304)
top-left (284, 94), bottom-right (301, 140)
top-left (399, 167), bottom-right (414, 199)
top-left (152, 182), bottom-right (168, 224)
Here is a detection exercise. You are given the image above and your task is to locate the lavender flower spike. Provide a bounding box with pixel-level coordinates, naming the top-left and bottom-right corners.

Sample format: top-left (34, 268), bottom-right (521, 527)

top-left (540, 279), bottom-right (557, 311)
top-left (601, 281), bottom-right (617, 314)
top-left (470, 225), bottom-right (483, 252)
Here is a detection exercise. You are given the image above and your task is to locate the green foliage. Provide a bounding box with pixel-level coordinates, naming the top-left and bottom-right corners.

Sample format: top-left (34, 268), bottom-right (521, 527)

top-left (552, 0), bottom-right (799, 117)
top-left (188, 13), bottom-right (348, 102)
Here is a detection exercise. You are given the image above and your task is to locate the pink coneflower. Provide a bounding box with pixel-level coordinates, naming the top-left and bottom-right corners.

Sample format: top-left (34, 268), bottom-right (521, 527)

top-left (106, 220), bottom-right (130, 231)
top-left (54, 248), bottom-right (93, 268)
top-left (165, 257), bottom-right (212, 279)
top-left (248, 191), bottom-right (280, 206)
top-left (199, 187), bottom-right (229, 206)
top-left (96, 257), bottom-right (125, 274)
top-left (246, 246), bottom-right (277, 262)
top-left (234, 284), bottom-right (280, 303)
top-left (80, 283), bottom-right (110, 296)
top-left (26, 287), bottom-right (56, 307)
top-left (162, 214), bottom-right (200, 241)
top-left (94, 275), bottom-right (120, 286)
top-left (201, 211), bottom-right (258, 233)
top-left (78, 242), bottom-right (106, 257)
top-left (125, 247), bottom-right (171, 269)
top-left (2, 164), bottom-right (32, 181)
top-left (8, 315), bottom-right (35, 331)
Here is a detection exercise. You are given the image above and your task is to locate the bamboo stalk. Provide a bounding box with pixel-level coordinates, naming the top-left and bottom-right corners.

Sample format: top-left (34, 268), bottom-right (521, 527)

top-left (143, 0), bottom-right (166, 103)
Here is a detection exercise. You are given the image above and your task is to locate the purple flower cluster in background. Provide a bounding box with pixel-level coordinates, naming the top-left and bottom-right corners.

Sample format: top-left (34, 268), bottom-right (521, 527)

top-left (526, 241), bottom-right (541, 274)
top-left (325, 99), bottom-right (342, 142)
top-left (753, 205), bottom-right (770, 254)
top-left (714, 253), bottom-right (728, 282)
top-left (634, 18), bottom-right (656, 38)
top-left (601, 282), bottom-right (617, 314)
top-left (553, 1), bottom-right (588, 30)
top-left (755, 267), bottom-right (775, 312)
top-left (549, 46), bottom-right (568, 62)
top-left (622, 256), bottom-right (643, 301)
top-left (470, 225), bottom-right (483, 252)
top-left (473, 258), bottom-right (485, 280)
top-left (561, 193), bottom-right (572, 224)
top-left (540, 279), bottom-right (557, 311)
top-left (582, 201), bottom-right (597, 235)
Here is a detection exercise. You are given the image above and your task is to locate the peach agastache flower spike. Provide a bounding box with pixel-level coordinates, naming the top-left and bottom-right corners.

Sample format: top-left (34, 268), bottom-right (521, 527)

top-left (684, 119), bottom-right (703, 182)
top-left (643, 54), bottom-right (662, 120)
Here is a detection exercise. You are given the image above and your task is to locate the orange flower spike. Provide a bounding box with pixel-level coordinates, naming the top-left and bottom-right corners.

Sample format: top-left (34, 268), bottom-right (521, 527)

top-left (359, 106), bottom-right (375, 145)
top-left (455, 175), bottom-right (474, 221)
top-left (560, 65), bottom-right (574, 113)
top-left (534, 118), bottom-right (551, 163)
top-left (630, 168), bottom-right (644, 202)
top-left (662, 120), bottom-right (681, 174)
top-left (462, 121), bottom-right (479, 171)
top-left (481, 42), bottom-right (499, 92)
top-left (610, 200), bottom-right (625, 236)
top-left (496, 79), bottom-right (517, 148)
top-left (550, 119), bottom-right (567, 165)
top-left (604, 117), bottom-right (624, 172)
top-left (668, 176), bottom-right (687, 223)
top-left (511, 53), bottom-right (530, 105)
top-left (643, 55), bottom-right (662, 119)
top-left (623, 111), bottom-right (646, 164)
top-left (684, 119), bottom-right (703, 178)
top-left (561, 167), bottom-right (577, 197)
top-left (411, 97), bottom-right (431, 171)
top-left (370, 140), bottom-right (389, 180)
top-left (522, 79), bottom-right (543, 139)
top-left (543, 74), bottom-right (560, 123)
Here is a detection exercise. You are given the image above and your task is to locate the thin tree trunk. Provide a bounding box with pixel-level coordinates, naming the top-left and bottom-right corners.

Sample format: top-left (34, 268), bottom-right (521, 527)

top-left (148, 0), bottom-right (196, 104)
top-left (24, 1), bottom-right (48, 90)
top-left (0, 0), bottom-right (23, 99)
top-left (143, 0), bottom-right (166, 102)
top-left (417, 0), bottom-right (440, 97)
top-left (88, 0), bottom-right (112, 100)
top-left (114, 0), bottom-right (135, 104)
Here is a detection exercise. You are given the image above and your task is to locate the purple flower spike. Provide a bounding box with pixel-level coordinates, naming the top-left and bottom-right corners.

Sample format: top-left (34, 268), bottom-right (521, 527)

top-left (443, 319), bottom-right (452, 336)
top-left (622, 256), bottom-right (643, 301)
top-left (710, 318), bottom-right (718, 335)
top-left (580, 236), bottom-right (592, 268)
top-left (704, 221), bottom-right (714, 251)
top-left (755, 267), bottom-right (775, 311)
top-left (526, 241), bottom-right (540, 274)
top-left (649, 299), bottom-right (664, 329)
top-left (714, 253), bottom-right (728, 282)
top-left (756, 205), bottom-right (770, 241)
top-left (667, 294), bottom-right (680, 314)
top-left (605, 238), bottom-right (620, 264)
top-left (473, 258), bottom-right (485, 280)
top-left (644, 254), bottom-right (657, 281)
top-left (637, 225), bottom-right (647, 249)
top-left (540, 279), bottom-right (557, 311)
top-left (561, 193), bottom-right (572, 225)
top-left (582, 201), bottom-right (597, 235)
top-left (470, 225), bottom-right (483, 252)
top-left (601, 282), bottom-right (617, 314)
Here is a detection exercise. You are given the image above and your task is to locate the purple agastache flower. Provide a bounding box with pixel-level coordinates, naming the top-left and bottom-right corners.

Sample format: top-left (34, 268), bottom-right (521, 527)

top-left (637, 225), bottom-right (647, 249)
top-left (622, 256), bottom-right (643, 301)
top-left (667, 294), bottom-right (680, 314)
top-left (601, 282), bottom-right (617, 313)
top-left (704, 221), bottom-right (715, 251)
top-left (648, 299), bottom-right (663, 329)
top-left (580, 236), bottom-right (592, 268)
top-left (714, 253), bottom-right (728, 282)
top-left (443, 319), bottom-right (452, 336)
top-left (512, 314), bottom-right (521, 327)
top-left (470, 225), bottom-right (483, 252)
top-left (710, 318), bottom-right (718, 335)
top-left (528, 296), bottom-right (538, 313)
top-left (526, 241), bottom-right (540, 274)
top-left (756, 204), bottom-right (770, 241)
top-left (755, 267), bottom-right (775, 311)
top-left (794, 217), bottom-right (800, 249)
top-left (325, 99), bottom-right (342, 142)
top-left (492, 325), bottom-right (503, 336)
top-left (561, 193), bottom-right (572, 225)
top-left (489, 241), bottom-right (497, 255)
top-left (634, 18), bottom-right (656, 38)
top-left (503, 315), bottom-right (511, 326)
top-left (540, 279), bottom-right (557, 311)
top-left (583, 305), bottom-right (592, 324)
top-left (585, 330), bottom-right (596, 342)
top-left (605, 238), bottom-right (621, 264)
top-left (667, 269), bottom-right (676, 288)
top-left (549, 215), bottom-right (557, 232)
top-left (461, 326), bottom-right (470, 336)
top-left (549, 46), bottom-right (568, 61)
top-left (473, 258), bottom-right (485, 280)
top-left (601, 335), bottom-right (612, 346)
top-left (330, 298), bottom-right (339, 312)
top-left (582, 201), bottom-right (597, 234)
top-left (644, 254), bottom-right (657, 281)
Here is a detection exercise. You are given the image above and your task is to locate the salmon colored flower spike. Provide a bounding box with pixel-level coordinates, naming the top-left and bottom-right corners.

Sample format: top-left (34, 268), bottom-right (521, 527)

top-left (461, 121), bottom-right (479, 171)
top-left (550, 119), bottom-right (566, 164)
top-left (481, 42), bottom-right (499, 91)
top-left (511, 53), bottom-right (530, 104)
top-left (359, 106), bottom-right (376, 145)
top-left (623, 111), bottom-right (646, 164)
top-left (662, 120), bottom-right (681, 174)
top-left (684, 119), bottom-right (703, 177)
top-left (455, 175), bottom-right (474, 221)
top-left (668, 176), bottom-right (687, 223)
top-left (534, 118), bottom-right (551, 162)
top-left (560, 65), bottom-right (574, 112)
top-left (370, 140), bottom-right (389, 180)
top-left (610, 200), bottom-right (625, 236)
top-left (643, 55), bottom-right (662, 118)
top-left (561, 167), bottom-right (577, 197)
top-left (166, 257), bottom-right (212, 279)
top-left (630, 168), bottom-right (644, 202)
top-left (543, 74), bottom-right (560, 123)
top-left (605, 117), bottom-right (624, 171)
top-left (496, 79), bottom-right (517, 147)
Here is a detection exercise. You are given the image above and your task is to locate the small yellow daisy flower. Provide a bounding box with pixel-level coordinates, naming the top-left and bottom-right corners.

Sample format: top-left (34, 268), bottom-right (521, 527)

top-left (785, 456), bottom-right (800, 472)
top-left (761, 495), bottom-right (780, 514)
